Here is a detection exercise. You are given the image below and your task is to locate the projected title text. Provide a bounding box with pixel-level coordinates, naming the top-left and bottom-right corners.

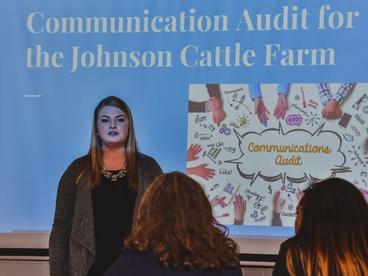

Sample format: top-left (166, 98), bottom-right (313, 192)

top-left (25, 5), bottom-right (360, 72)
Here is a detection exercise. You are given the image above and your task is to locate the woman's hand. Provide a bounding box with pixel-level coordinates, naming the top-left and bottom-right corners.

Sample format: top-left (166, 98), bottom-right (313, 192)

top-left (322, 100), bottom-right (343, 119)
top-left (274, 94), bottom-right (288, 119)
top-left (233, 194), bottom-right (246, 224)
top-left (207, 97), bottom-right (226, 126)
top-left (254, 97), bottom-right (270, 126)
top-left (187, 144), bottom-right (202, 161)
top-left (273, 191), bottom-right (286, 214)
top-left (186, 164), bottom-right (215, 180)
top-left (210, 195), bottom-right (226, 208)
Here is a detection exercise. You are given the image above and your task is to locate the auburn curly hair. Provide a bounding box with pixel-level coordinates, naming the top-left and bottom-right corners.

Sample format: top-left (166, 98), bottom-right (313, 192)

top-left (124, 172), bottom-right (240, 270)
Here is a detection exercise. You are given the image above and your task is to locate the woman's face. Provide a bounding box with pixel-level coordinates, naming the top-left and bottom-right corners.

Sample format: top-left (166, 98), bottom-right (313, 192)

top-left (96, 105), bottom-right (129, 149)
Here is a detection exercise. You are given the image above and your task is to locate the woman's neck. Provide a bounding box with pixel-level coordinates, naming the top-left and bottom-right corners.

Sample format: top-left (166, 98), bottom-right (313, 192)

top-left (102, 147), bottom-right (126, 170)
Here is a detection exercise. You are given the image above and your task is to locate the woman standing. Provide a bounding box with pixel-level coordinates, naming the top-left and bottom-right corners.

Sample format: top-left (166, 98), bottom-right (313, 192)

top-left (49, 96), bottom-right (162, 276)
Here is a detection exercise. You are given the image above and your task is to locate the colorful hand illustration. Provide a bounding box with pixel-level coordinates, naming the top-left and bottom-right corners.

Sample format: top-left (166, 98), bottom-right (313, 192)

top-left (186, 164), bottom-right (215, 180)
top-left (207, 96), bottom-right (223, 111)
top-left (254, 97), bottom-right (270, 126)
top-left (210, 195), bottom-right (226, 208)
top-left (273, 191), bottom-right (286, 214)
top-left (296, 188), bottom-right (304, 203)
top-left (212, 109), bottom-right (226, 127)
top-left (360, 188), bottom-right (368, 203)
top-left (274, 94), bottom-right (288, 119)
top-left (233, 194), bottom-right (246, 224)
top-left (207, 96), bottom-right (226, 126)
top-left (187, 144), bottom-right (202, 161)
top-left (322, 100), bottom-right (343, 119)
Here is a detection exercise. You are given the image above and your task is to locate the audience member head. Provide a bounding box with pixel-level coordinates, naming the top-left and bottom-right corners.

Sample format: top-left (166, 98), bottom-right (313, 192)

top-left (287, 177), bottom-right (368, 276)
top-left (125, 172), bottom-right (240, 270)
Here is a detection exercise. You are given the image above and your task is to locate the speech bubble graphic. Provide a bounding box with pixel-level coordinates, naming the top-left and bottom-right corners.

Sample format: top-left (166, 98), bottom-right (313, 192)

top-left (285, 114), bottom-right (303, 126)
top-left (226, 123), bottom-right (350, 185)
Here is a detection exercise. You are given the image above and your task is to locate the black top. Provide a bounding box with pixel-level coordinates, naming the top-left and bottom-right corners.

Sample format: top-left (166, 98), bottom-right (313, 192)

top-left (104, 249), bottom-right (243, 276)
top-left (273, 238), bottom-right (293, 276)
top-left (49, 153), bottom-right (162, 276)
top-left (87, 173), bottom-right (137, 276)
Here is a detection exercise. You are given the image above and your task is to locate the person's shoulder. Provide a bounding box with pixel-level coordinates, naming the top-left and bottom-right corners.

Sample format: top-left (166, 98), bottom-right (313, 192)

top-left (220, 265), bottom-right (243, 276)
top-left (115, 249), bottom-right (155, 269)
top-left (67, 155), bottom-right (88, 169)
top-left (137, 152), bottom-right (156, 163)
top-left (70, 155), bottom-right (88, 165)
top-left (280, 236), bottom-right (295, 248)
top-left (273, 238), bottom-right (294, 276)
top-left (277, 237), bottom-right (295, 260)
top-left (137, 152), bottom-right (161, 170)
top-left (61, 155), bottom-right (88, 177)
top-left (121, 248), bottom-right (155, 261)
top-left (105, 249), bottom-right (157, 276)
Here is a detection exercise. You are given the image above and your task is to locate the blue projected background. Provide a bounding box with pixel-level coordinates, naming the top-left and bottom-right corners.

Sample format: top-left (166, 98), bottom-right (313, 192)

top-left (0, 0), bottom-right (367, 236)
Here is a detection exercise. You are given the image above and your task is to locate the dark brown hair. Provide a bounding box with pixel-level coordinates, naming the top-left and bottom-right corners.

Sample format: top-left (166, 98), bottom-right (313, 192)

top-left (85, 96), bottom-right (138, 189)
top-left (286, 178), bottom-right (368, 276)
top-left (124, 172), bottom-right (240, 270)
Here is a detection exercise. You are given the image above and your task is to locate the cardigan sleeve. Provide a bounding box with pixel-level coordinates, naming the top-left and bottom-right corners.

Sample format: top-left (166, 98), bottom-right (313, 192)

top-left (49, 157), bottom-right (85, 276)
top-left (138, 153), bottom-right (162, 191)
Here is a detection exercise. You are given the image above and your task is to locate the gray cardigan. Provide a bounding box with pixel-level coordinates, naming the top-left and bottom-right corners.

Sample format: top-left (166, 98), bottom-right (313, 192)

top-left (49, 153), bottom-right (162, 276)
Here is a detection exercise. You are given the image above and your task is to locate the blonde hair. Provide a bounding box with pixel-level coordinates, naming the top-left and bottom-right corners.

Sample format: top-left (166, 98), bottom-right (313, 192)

top-left (84, 96), bottom-right (139, 190)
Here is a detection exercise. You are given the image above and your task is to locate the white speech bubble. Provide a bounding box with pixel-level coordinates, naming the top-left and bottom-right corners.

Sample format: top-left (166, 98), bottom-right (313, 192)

top-left (226, 123), bottom-right (350, 184)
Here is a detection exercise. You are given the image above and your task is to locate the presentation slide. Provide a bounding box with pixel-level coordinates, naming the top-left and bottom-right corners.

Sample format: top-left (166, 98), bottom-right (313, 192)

top-left (1, 0), bottom-right (367, 239)
top-left (188, 83), bottom-right (368, 227)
